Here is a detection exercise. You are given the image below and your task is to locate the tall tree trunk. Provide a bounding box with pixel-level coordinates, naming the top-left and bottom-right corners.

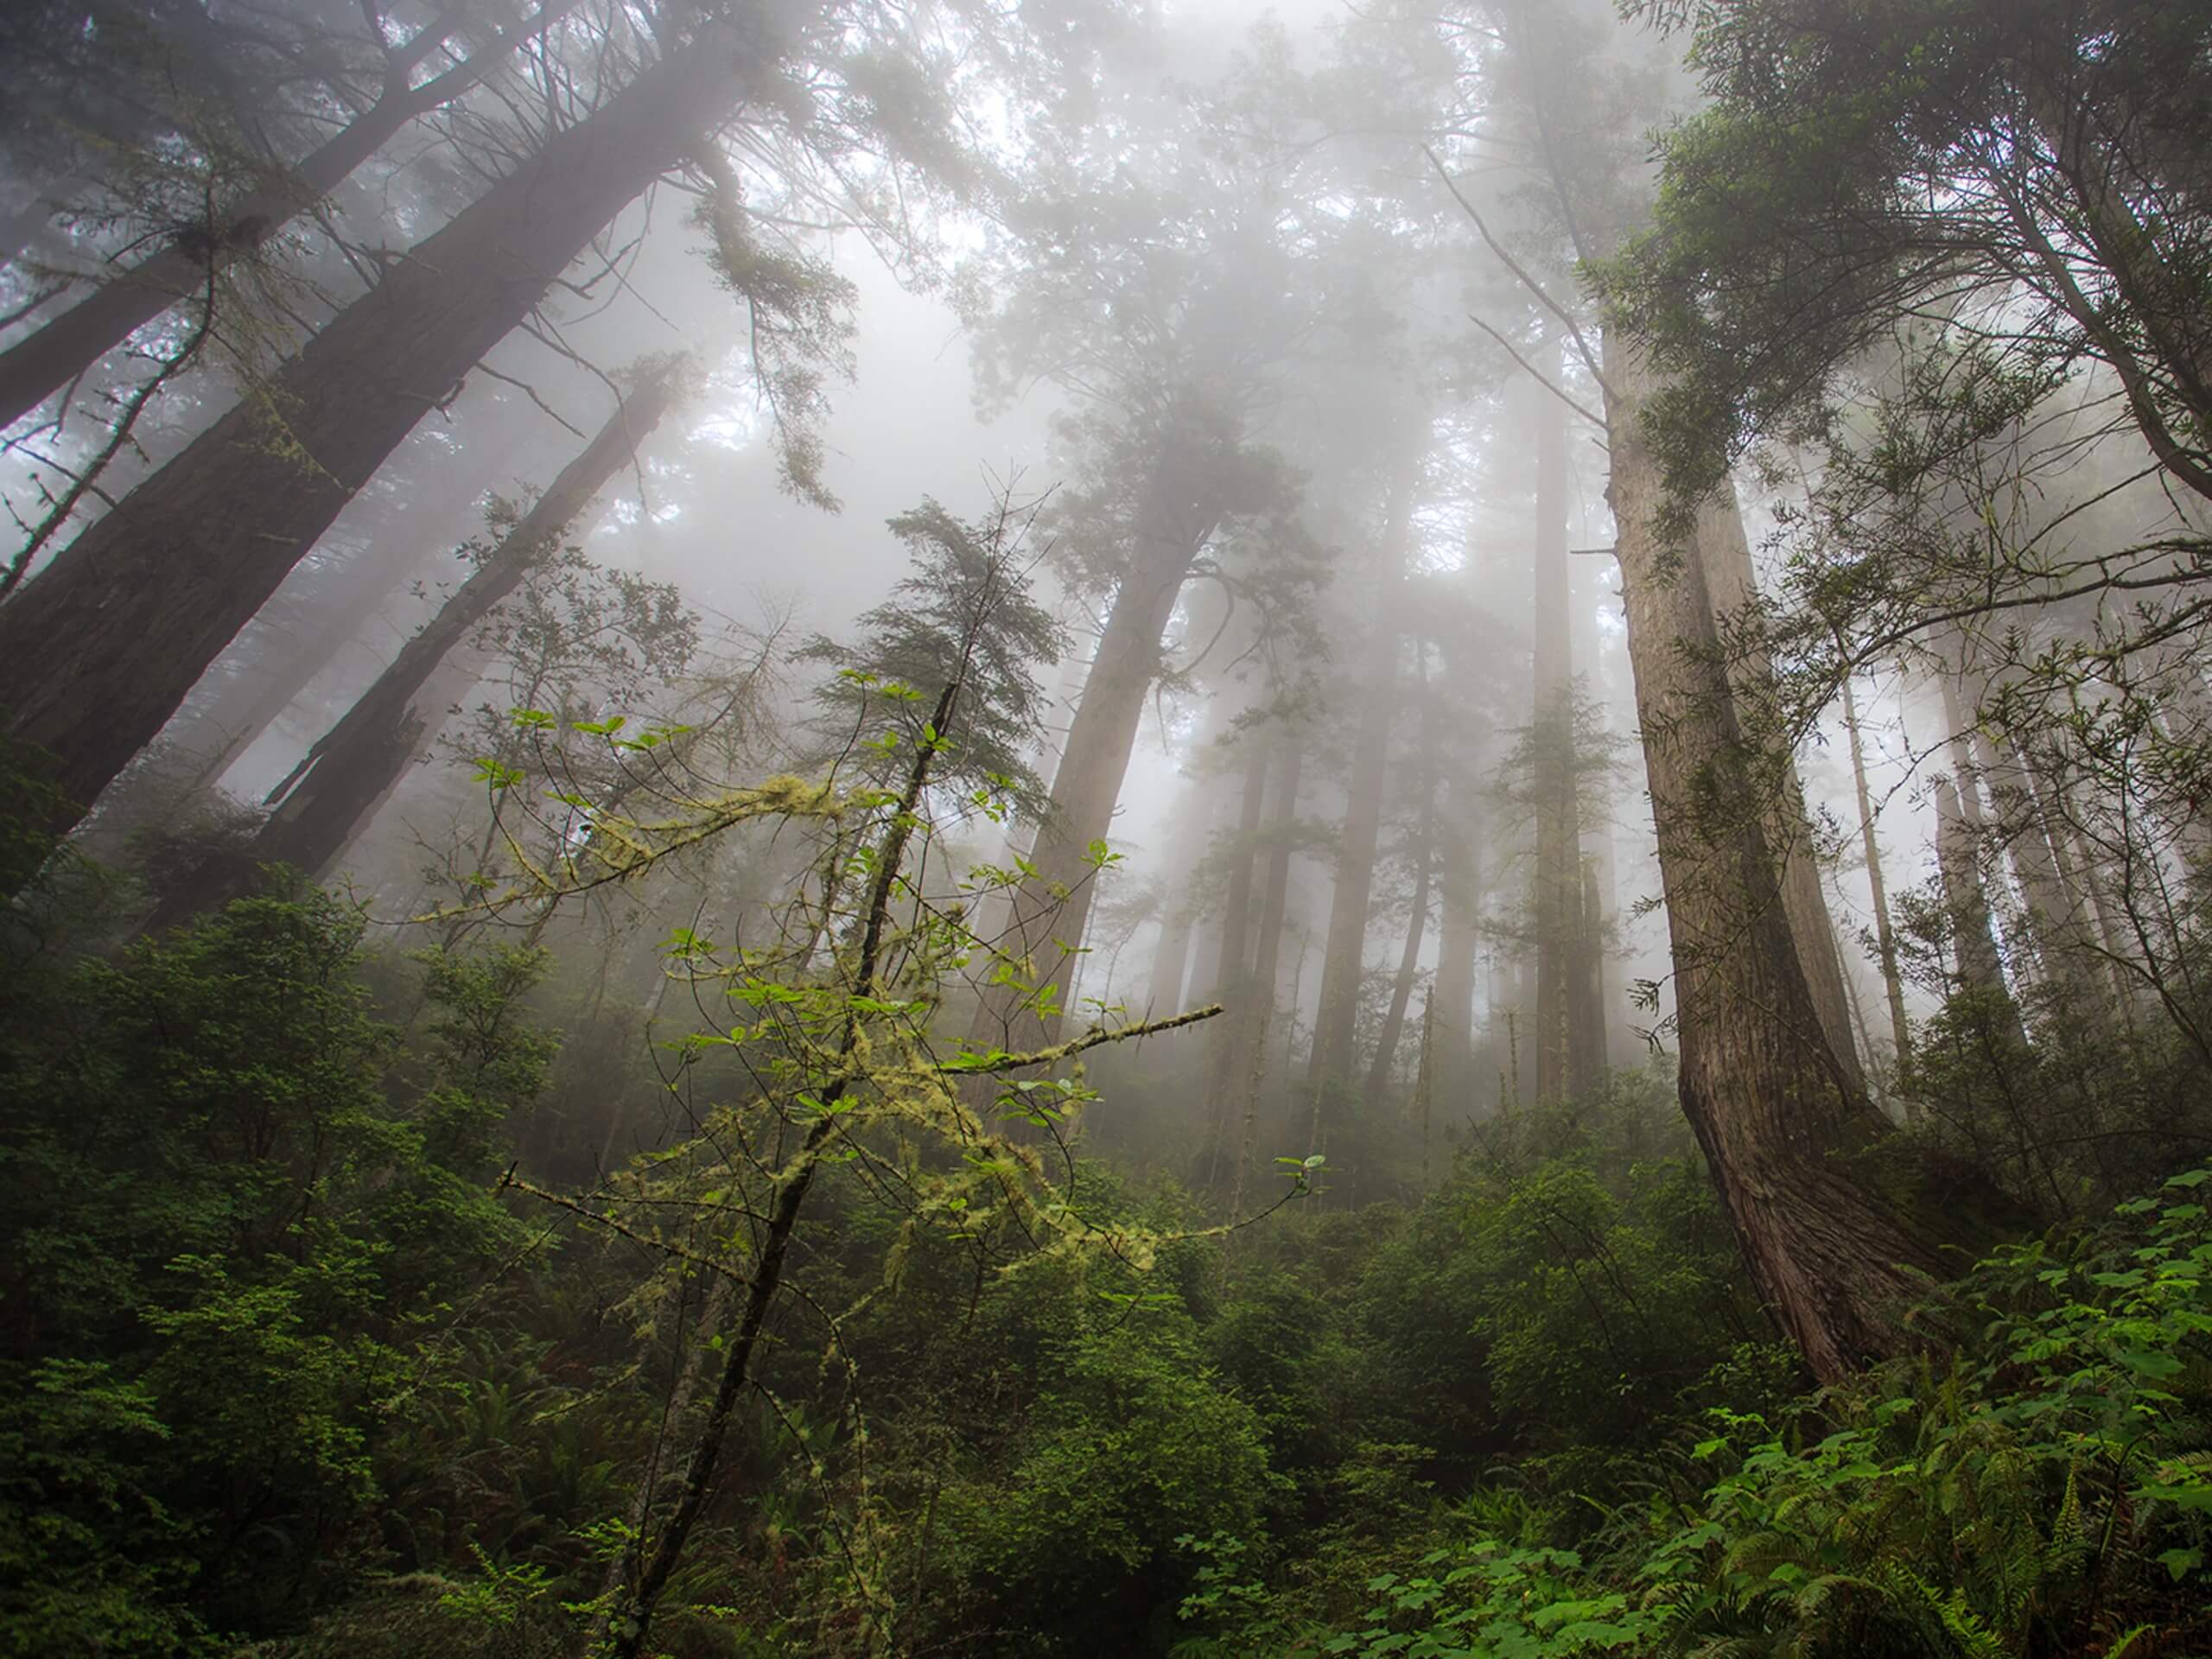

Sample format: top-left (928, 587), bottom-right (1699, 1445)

top-left (1572, 852), bottom-right (1607, 1080)
top-left (2039, 762), bottom-right (2148, 1020)
top-left (1147, 905), bottom-right (1195, 1014)
top-left (0, 28), bottom-right (750, 849)
top-left (1224, 736), bottom-right (1302, 1220)
top-left (1430, 795), bottom-right (1481, 1107)
top-left (2018, 753), bottom-right (2126, 1015)
top-left (0, 1), bottom-right (583, 431)
top-left (84, 538), bottom-right (416, 855)
top-left (1933, 774), bottom-right (2030, 1046)
top-left (977, 427), bottom-right (1224, 1049)
top-left (1364, 645), bottom-right (1437, 1109)
top-left (1694, 489), bottom-right (1866, 1092)
top-left (1202, 738), bottom-right (1270, 1179)
top-left (1307, 459), bottom-right (1416, 1110)
top-left (96, 414), bottom-right (536, 836)
top-left (1841, 673), bottom-right (1915, 1093)
top-left (145, 364), bottom-right (682, 927)
top-left (1955, 651), bottom-right (2120, 1022)
top-left (1605, 335), bottom-right (2001, 1382)
top-left (1530, 351), bottom-right (1589, 1103)
top-left (1209, 741), bottom-right (1270, 998)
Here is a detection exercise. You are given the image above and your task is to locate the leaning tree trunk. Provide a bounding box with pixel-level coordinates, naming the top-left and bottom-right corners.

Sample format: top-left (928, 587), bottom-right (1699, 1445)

top-left (0, 27), bottom-right (750, 853)
top-left (95, 414), bottom-right (536, 840)
top-left (974, 427), bottom-right (1224, 1050)
top-left (144, 363), bottom-right (683, 928)
top-left (0, 0), bottom-right (582, 431)
top-left (1694, 488), bottom-right (1866, 1092)
top-left (1605, 335), bottom-right (2006, 1382)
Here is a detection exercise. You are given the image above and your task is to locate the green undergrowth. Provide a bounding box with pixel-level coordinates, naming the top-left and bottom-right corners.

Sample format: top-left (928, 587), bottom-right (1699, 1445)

top-left (1178, 1168), bottom-right (2212, 1659)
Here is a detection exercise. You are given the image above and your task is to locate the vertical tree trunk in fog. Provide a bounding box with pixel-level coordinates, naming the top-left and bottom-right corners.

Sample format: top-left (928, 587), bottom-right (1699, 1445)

top-left (1529, 358), bottom-right (1592, 1104)
top-left (1209, 741), bottom-right (1270, 998)
top-left (1573, 855), bottom-right (1607, 1072)
top-left (1841, 674), bottom-right (1915, 1090)
top-left (1937, 668), bottom-right (1993, 832)
top-left (1225, 737), bottom-right (1302, 1216)
top-left (980, 430), bottom-right (1225, 1046)
top-left (145, 363), bottom-right (683, 926)
top-left (1933, 775), bottom-right (2027, 1047)
top-left (2039, 765), bottom-right (2145, 1019)
top-left (1605, 336), bottom-right (1998, 1382)
top-left (1147, 729), bottom-right (1231, 1017)
top-left (1365, 647), bottom-right (1436, 1109)
top-left (1954, 654), bottom-right (2111, 1019)
top-left (1203, 737), bottom-right (1270, 1171)
top-left (1147, 905), bottom-right (1194, 1014)
top-left (0, 2), bottom-right (583, 432)
top-left (1980, 730), bottom-right (2093, 1001)
top-left (1430, 800), bottom-right (1481, 1104)
top-left (0, 30), bottom-right (747, 850)
top-left (1306, 459), bottom-right (1414, 1135)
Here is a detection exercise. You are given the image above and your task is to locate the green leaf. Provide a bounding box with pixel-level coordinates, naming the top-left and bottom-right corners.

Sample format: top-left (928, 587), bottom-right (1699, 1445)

top-left (2119, 1347), bottom-right (2183, 1379)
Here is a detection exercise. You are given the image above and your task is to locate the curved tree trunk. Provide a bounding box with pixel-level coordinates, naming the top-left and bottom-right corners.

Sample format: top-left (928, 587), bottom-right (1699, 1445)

top-left (1694, 488), bottom-right (1866, 1092)
top-left (1605, 336), bottom-right (2007, 1382)
top-left (0, 28), bottom-right (748, 855)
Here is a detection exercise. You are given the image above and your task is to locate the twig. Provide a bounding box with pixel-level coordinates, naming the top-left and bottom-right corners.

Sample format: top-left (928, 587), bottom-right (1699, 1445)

top-left (1422, 144), bottom-right (1611, 395)
top-left (941, 1001), bottom-right (1225, 1072)
top-left (1465, 308), bottom-right (1610, 435)
top-left (499, 1167), bottom-right (753, 1283)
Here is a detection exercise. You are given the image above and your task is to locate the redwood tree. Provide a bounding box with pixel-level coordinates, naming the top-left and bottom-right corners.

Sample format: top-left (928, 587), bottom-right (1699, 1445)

top-left (146, 360), bottom-right (686, 926)
top-left (0, 23), bottom-right (754, 844)
top-left (1607, 337), bottom-right (2005, 1381)
top-left (0, 0), bottom-right (582, 431)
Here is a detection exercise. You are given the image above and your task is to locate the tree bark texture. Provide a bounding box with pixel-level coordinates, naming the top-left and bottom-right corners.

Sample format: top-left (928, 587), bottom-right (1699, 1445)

top-left (1694, 486), bottom-right (1865, 1093)
top-left (0, 29), bottom-right (747, 847)
top-left (1605, 335), bottom-right (1998, 1382)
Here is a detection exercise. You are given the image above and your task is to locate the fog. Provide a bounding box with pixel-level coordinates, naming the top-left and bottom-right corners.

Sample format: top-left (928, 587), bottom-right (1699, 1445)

top-left (0, 0), bottom-right (2105, 1167)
